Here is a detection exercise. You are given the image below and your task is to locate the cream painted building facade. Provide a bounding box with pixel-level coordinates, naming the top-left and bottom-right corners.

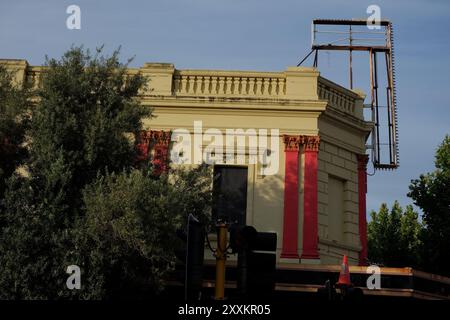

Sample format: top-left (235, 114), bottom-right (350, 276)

top-left (1, 59), bottom-right (373, 266)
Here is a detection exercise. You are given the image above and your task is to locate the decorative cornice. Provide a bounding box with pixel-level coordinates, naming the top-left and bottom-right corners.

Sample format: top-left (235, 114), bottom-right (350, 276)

top-left (357, 154), bottom-right (369, 171)
top-left (150, 130), bottom-right (171, 146)
top-left (283, 135), bottom-right (302, 152)
top-left (303, 135), bottom-right (320, 152)
top-left (283, 135), bottom-right (320, 152)
top-left (139, 130), bottom-right (172, 146)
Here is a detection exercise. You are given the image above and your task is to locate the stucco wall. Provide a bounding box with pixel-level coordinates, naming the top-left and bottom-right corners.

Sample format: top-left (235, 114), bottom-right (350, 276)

top-left (0, 59), bottom-right (373, 265)
top-left (317, 140), bottom-right (361, 264)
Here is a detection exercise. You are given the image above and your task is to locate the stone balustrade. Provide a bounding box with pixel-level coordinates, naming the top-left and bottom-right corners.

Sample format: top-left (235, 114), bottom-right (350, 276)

top-left (318, 77), bottom-right (363, 119)
top-left (1, 60), bottom-right (365, 120)
top-left (173, 70), bottom-right (286, 97)
top-left (27, 66), bottom-right (44, 89)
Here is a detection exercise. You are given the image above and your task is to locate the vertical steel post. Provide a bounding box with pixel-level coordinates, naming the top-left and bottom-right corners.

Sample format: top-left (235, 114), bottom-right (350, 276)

top-left (349, 25), bottom-right (353, 89)
top-left (215, 223), bottom-right (227, 300)
top-left (373, 52), bottom-right (381, 164)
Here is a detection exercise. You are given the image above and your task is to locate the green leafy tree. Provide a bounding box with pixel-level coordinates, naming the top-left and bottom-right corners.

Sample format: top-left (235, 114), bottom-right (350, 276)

top-left (0, 46), bottom-right (151, 299)
top-left (76, 165), bottom-right (212, 299)
top-left (0, 65), bottom-right (30, 197)
top-left (28, 47), bottom-right (150, 208)
top-left (0, 47), bottom-right (214, 299)
top-left (368, 201), bottom-right (422, 268)
top-left (400, 205), bottom-right (423, 267)
top-left (408, 135), bottom-right (450, 276)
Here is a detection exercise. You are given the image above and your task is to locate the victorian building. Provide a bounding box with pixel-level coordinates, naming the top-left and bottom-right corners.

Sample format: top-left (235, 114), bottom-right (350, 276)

top-left (1, 59), bottom-right (372, 266)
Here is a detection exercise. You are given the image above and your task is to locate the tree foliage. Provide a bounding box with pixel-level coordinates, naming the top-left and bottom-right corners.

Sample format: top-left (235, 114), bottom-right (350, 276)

top-left (28, 47), bottom-right (150, 209)
top-left (0, 47), bottom-right (212, 299)
top-left (368, 201), bottom-right (422, 268)
top-left (76, 166), bottom-right (212, 299)
top-left (408, 135), bottom-right (450, 276)
top-left (0, 66), bottom-right (30, 197)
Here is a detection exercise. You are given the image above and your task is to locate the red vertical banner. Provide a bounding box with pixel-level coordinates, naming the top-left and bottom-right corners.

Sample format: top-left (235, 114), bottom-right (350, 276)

top-left (135, 131), bottom-right (151, 164)
top-left (301, 136), bottom-right (320, 260)
top-left (149, 130), bottom-right (171, 175)
top-left (135, 130), bottom-right (171, 175)
top-left (281, 135), bottom-right (301, 259)
top-left (357, 154), bottom-right (369, 265)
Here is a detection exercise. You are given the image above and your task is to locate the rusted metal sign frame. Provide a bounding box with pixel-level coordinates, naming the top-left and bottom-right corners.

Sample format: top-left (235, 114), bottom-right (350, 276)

top-left (307, 19), bottom-right (398, 170)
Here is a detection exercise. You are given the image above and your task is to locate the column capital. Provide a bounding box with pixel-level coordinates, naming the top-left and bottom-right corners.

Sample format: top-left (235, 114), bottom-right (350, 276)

top-left (357, 154), bottom-right (369, 171)
top-left (283, 135), bottom-right (321, 152)
top-left (283, 135), bottom-right (302, 152)
top-left (136, 130), bottom-right (172, 175)
top-left (302, 135), bottom-right (320, 152)
top-left (149, 130), bottom-right (171, 146)
top-left (139, 130), bottom-right (172, 146)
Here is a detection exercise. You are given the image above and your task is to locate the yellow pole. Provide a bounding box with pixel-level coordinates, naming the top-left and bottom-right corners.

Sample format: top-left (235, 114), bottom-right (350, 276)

top-left (215, 223), bottom-right (227, 300)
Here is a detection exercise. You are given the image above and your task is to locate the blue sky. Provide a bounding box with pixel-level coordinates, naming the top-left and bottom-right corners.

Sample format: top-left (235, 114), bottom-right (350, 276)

top-left (1, 0), bottom-right (449, 215)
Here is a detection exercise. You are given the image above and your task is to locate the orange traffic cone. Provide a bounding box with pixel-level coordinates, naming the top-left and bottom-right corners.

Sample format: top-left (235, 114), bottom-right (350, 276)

top-left (336, 255), bottom-right (352, 287)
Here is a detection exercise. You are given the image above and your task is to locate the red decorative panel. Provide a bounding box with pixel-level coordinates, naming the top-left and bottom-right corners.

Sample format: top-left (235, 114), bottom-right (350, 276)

top-left (357, 154), bottom-right (369, 265)
top-left (135, 130), bottom-right (171, 175)
top-left (301, 136), bottom-right (320, 260)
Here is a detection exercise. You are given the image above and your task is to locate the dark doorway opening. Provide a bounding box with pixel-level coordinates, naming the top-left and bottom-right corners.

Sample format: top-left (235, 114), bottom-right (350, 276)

top-left (212, 166), bottom-right (248, 225)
